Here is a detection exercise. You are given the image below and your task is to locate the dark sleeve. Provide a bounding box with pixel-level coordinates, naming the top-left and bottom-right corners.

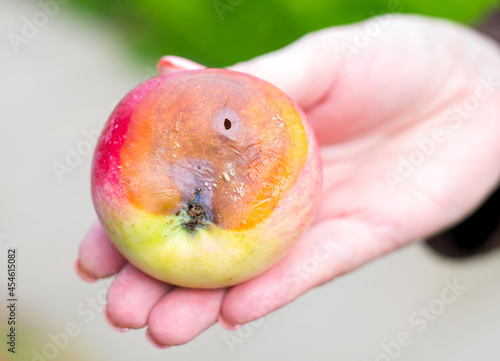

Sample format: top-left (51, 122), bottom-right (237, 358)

top-left (425, 10), bottom-right (500, 258)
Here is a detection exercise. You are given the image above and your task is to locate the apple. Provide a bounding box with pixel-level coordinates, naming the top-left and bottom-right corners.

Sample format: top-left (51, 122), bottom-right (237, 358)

top-left (91, 67), bottom-right (322, 288)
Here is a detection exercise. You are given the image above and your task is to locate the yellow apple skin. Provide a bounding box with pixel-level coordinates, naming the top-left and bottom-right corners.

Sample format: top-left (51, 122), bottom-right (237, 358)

top-left (91, 69), bottom-right (322, 288)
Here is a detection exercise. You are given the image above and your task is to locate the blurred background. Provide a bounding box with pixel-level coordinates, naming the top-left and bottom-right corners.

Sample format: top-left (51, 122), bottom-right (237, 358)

top-left (1, 0), bottom-right (500, 360)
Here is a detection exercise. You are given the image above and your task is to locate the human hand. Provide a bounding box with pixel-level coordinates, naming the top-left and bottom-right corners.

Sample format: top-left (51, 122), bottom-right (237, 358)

top-left (75, 14), bottom-right (500, 348)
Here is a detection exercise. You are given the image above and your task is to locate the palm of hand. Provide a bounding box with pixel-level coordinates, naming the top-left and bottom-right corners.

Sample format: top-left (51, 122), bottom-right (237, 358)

top-left (76, 15), bottom-right (500, 348)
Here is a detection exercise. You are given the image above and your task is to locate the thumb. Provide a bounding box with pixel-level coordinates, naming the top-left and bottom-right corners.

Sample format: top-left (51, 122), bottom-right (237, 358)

top-left (227, 28), bottom-right (349, 111)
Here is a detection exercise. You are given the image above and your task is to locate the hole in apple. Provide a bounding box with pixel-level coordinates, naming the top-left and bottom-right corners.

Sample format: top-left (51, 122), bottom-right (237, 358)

top-left (224, 118), bottom-right (232, 130)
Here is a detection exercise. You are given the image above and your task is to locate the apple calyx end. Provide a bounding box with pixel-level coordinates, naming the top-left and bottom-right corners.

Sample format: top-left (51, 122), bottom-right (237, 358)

top-left (182, 187), bottom-right (208, 232)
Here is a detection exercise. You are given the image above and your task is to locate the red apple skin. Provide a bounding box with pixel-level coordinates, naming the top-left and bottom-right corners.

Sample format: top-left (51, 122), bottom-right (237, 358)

top-left (91, 69), bottom-right (322, 288)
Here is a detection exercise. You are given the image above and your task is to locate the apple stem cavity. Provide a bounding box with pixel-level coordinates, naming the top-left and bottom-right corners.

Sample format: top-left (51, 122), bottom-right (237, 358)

top-left (183, 187), bottom-right (207, 232)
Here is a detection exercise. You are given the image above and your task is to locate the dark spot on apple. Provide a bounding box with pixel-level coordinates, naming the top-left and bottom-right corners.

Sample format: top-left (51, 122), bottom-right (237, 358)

top-left (175, 210), bottom-right (180, 216)
top-left (183, 188), bottom-right (206, 231)
top-left (224, 118), bottom-right (232, 130)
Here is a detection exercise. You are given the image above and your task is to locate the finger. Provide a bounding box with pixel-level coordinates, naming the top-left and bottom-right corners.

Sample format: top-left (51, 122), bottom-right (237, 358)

top-left (105, 264), bottom-right (172, 330)
top-left (76, 221), bottom-right (127, 281)
top-left (156, 55), bottom-right (205, 76)
top-left (227, 27), bottom-right (349, 111)
top-left (147, 287), bottom-right (226, 347)
top-left (220, 217), bottom-right (397, 328)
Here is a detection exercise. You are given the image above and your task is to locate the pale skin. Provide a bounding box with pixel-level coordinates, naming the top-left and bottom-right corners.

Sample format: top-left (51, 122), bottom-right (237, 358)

top-left (75, 15), bottom-right (500, 348)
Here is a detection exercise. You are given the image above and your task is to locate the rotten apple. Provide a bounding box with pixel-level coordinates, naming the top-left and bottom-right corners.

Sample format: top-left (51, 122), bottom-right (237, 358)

top-left (91, 68), bottom-right (322, 288)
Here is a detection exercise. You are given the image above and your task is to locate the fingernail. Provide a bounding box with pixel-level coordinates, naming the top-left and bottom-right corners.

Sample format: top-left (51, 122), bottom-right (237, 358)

top-left (74, 259), bottom-right (98, 283)
top-left (218, 315), bottom-right (242, 330)
top-left (103, 307), bottom-right (130, 333)
top-left (157, 56), bottom-right (205, 75)
top-left (146, 329), bottom-right (171, 349)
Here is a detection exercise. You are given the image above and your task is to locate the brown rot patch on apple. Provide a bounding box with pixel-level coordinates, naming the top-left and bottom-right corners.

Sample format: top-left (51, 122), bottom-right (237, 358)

top-left (119, 69), bottom-right (309, 230)
top-left (183, 187), bottom-right (207, 231)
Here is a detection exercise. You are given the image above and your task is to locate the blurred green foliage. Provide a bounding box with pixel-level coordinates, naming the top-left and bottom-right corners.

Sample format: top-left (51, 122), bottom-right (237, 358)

top-left (70, 0), bottom-right (499, 67)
